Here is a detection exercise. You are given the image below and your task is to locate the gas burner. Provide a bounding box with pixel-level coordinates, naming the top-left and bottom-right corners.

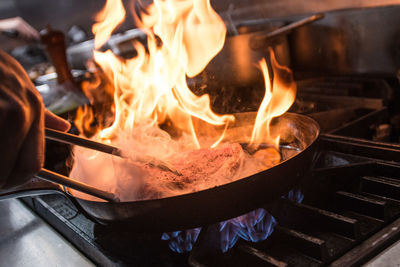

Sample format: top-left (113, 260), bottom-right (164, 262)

top-left (19, 75), bottom-right (400, 266)
top-left (22, 133), bottom-right (400, 266)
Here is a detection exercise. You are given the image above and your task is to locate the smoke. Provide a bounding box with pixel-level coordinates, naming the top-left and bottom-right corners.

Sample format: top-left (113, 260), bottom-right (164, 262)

top-left (69, 113), bottom-right (309, 202)
top-left (70, 120), bottom-right (278, 201)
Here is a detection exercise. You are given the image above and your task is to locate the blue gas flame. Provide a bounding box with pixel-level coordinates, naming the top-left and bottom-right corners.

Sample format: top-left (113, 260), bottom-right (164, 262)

top-left (161, 208), bottom-right (276, 254)
top-left (162, 189), bottom-right (304, 253)
top-left (283, 188), bottom-right (304, 203)
top-left (219, 208), bottom-right (276, 252)
top-left (161, 228), bottom-right (201, 253)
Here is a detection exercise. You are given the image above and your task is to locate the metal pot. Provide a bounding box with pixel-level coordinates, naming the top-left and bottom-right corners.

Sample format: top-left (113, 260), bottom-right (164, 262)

top-left (202, 29), bottom-right (289, 87)
top-left (202, 14), bottom-right (324, 87)
top-left (67, 14), bottom-right (323, 86)
top-left (290, 6), bottom-right (400, 75)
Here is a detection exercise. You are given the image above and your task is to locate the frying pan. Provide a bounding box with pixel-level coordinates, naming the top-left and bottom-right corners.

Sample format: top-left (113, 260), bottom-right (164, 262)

top-left (0, 112), bottom-right (319, 232)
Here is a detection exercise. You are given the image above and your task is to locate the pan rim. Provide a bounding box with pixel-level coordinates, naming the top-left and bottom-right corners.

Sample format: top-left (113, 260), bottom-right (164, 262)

top-left (72, 112), bottom-right (320, 205)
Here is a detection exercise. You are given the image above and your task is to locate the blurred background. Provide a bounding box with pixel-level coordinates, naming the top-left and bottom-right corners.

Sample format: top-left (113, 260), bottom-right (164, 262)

top-left (1, 0), bottom-right (398, 43)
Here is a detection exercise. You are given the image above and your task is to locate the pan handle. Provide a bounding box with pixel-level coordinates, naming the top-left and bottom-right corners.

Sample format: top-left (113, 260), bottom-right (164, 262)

top-left (0, 177), bottom-right (110, 225)
top-left (36, 168), bottom-right (120, 202)
top-left (0, 177), bottom-right (65, 201)
top-left (249, 13), bottom-right (325, 50)
top-left (0, 170), bottom-right (120, 203)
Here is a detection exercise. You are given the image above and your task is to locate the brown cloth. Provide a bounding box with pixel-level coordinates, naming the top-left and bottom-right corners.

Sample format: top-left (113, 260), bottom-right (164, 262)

top-left (0, 50), bottom-right (44, 189)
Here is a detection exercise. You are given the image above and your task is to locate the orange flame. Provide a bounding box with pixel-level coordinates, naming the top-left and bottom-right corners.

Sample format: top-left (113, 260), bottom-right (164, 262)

top-left (71, 0), bottom-right (299, 202)
top-left (88, 0), bottom-right (233, 149)
top-left (93, 0), bottom-right (126, 49)
top-left (250, 50), bottom-right (297, 148)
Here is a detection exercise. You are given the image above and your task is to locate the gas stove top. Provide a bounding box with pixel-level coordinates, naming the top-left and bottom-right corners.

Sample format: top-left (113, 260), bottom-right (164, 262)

top-left (19, 75), bottom-right (400, 266)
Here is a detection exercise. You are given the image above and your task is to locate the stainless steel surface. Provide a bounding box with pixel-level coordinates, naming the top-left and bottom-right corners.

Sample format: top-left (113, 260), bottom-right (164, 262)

top-left (219, 0), bottom-right (400, 20)
top-left (365, 239), bottom-right (400, 266)
top-left (67, 28), bottom-right (145, 69)
top-left (290, 5), bottom-right (400, 75)
top-left (0, 199), bottom-right (93, 267)
top-left (249, 13), bottom-right (325, 50)
top-left (203, 23), bottom-right (290, 87)
top-left (207, 13), bottom-right (323, 86)
top-left (4, 0), bottom-right (398, 32)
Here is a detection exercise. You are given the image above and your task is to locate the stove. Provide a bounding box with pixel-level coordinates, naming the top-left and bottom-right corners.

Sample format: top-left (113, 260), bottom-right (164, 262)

top-left (19, 74), bottom-right (400, 266)
top-left (3, 3), bottom-right (397, 265)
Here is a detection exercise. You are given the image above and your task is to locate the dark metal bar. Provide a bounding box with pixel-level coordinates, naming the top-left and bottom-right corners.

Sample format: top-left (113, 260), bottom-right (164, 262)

top-left (330, 108), bottom-right (388, 138)
top-left (274, 226), bottom-right (328, 262)
top-left (331, 217), bottom-right (400, 267)
top-left (45, 128), bottom-right (181, 176)
top-left (239, 245), bottom-right (288, 267)
top-left (299, 94), bottom-right (384, 110)
top-left (45, 128), bottom-right (122, 156)
top-left (361, 176), bottom-right (400, 201)
top-left (375, 162), bottom-right (400, 180)
top-left (312, 162), bottom-right (375, 178)
top-left (335, 191), bottom-right (388, 221)
top-left (266, 13), bottom-right (325, 37)
top-left (36, 168), bottom-right (120, 203)
top-left (250, 14), bottom-right (325, 49)
top-left (320, 134), bottom-right (400, 162)
top-left (280, 199), bottom-right (361, 239)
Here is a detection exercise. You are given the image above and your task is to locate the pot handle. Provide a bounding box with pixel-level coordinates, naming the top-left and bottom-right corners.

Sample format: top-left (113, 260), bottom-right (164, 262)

top-left (249, 13), bottom-right (324, 50)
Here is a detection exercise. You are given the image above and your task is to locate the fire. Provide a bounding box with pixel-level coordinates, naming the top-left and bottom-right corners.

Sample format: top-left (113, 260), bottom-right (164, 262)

top-left (72, 0), bottom-right (296, 201)
top-left (83, 0), bottom-right (234, 149)
top-left (250, 51), bottom-right (297, 149)
top-left (92, 0), bottom-right (126, 49)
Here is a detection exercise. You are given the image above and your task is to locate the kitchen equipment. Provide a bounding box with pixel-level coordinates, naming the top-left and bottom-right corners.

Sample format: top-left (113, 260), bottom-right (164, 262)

top-left (37, 169), bottom-right (118, 202)
top-left (66, 15), bottom-right (323, 88)
top-left (10, 4), bottom-right (400, 264)
top-left (0, 112), bottom-right (319, 232)
top-left (40, 26), bottom-right (78, 87)
top-left (19, 75), bottom-right (400, 266)
top-left (66, 28), bottom-right (146, 70)
top-left (38, 26), bottom-right (89, 114)
top-left (290, 6), bottom-right (400, 75)
top-left (45, 128), bottom-right (182, 175)
top-left (202, 13), bottom-right (324, 87)
top-left (249, 13), bottom-right (324, 50)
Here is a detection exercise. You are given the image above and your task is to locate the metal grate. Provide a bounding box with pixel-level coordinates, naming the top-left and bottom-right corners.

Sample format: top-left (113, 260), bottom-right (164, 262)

top-left (20, 76), bottom-right (400, 266)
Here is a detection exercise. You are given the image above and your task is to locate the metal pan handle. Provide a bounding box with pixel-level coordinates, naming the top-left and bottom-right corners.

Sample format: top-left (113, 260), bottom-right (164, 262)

top-left (0, 170), bottom-right (119, 203)
top-left (0, 178), bottom-right (64, 201)
top-left (36, 168), bottom-right (119, 202)
top-left (249, 13), bottom-right (324, 50)
top-left (0, 176), bottom-right (111, 225)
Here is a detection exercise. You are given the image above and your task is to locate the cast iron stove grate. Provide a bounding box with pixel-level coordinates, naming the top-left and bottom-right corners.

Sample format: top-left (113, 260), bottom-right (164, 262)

top-left (20, 134), bottom-right (400, 266)
top-left (20, 75), bottom-right (400, 266)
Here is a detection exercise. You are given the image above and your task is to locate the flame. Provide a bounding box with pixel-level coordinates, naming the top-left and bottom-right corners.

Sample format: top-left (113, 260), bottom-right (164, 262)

top-left (83, 0), bottom-right (234, 149)
top-left (72, 0), bottom-right (298, 202)
top-left (82, 0), bottom-right (296, 150)
top-left (75, 106), bottom-right (94, 136)
top-left (161, 208), bottom-right (276, 254)
top-left (250, 50), bottom-right (297, 149)
top-left (93, 0), bottom-right (126, 49)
